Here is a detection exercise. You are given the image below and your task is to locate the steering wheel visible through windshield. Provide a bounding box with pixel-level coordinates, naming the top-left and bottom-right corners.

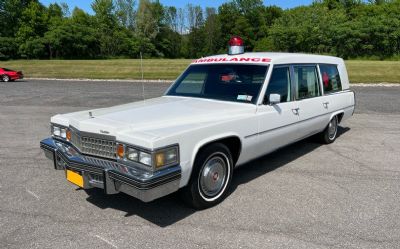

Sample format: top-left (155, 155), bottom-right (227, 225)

top-left (166, 64), bottom-right (269, 104)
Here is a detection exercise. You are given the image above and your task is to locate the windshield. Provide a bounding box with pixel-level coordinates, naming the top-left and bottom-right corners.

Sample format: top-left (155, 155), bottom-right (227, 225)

top-left (167, 64), bottom-right (268, 104)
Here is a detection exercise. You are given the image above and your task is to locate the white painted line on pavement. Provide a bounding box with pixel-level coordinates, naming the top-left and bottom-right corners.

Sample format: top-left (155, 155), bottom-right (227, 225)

top-left (26, 189), bottom-right (40, 200)
top-left (94, 235), bottom-right (118, 248)
top-left (351, 83), bottom-right (400, 87)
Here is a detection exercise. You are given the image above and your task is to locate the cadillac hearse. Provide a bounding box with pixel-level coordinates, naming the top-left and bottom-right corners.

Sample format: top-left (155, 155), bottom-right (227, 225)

top-left (40, 37), bottom-right (355, 209)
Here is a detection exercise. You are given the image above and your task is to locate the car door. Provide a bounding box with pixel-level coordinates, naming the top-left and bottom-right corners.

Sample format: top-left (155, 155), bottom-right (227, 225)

top-left (293, 65), bottom-right (328, 139)
top-left (254, 65), bottom-right (301, 157)
top-left (319, 64), bottom-right (348, 116)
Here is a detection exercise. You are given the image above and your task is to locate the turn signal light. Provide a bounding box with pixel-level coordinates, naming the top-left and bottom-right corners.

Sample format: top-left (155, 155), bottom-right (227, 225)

top-left (117, 144), bottom-right (125, 158)
top-left (66, 130), bottom-right (71, 141)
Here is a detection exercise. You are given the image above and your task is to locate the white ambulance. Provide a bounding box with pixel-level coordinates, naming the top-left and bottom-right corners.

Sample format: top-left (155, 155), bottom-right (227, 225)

top-left (41, 37), bottom-right (355, 209)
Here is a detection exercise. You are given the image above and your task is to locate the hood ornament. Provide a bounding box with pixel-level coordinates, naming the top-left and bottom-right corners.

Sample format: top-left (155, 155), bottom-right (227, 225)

top-left (89, 111), bottom-right (94, 118)
top-left (100, 130), bottom-right (110, 134)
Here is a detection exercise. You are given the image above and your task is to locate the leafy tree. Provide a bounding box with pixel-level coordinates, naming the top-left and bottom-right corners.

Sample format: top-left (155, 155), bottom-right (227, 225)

top-left (0, 0), bottom-right (37, 37)
top-left (0, 0), bottom-right (399, 59)
top-left (0, 37), bottom-right (18, 60)
top-left (202, 7), bottom-right (222, 55)
top-left (16, 1), bottom-right (48, 58)
top-left (115, 0), bottom-right (136, 30)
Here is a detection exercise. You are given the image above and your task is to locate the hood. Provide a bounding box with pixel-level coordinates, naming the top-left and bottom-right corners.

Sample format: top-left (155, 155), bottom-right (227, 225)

top-left (53, 96), bottom-right (256, 141)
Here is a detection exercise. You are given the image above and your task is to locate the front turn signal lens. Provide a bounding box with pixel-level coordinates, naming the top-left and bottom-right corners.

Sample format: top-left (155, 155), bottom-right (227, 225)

top-left (117, 144), bottom-right (125, 158)
top-left (66, 130), bottom-right (71, 141)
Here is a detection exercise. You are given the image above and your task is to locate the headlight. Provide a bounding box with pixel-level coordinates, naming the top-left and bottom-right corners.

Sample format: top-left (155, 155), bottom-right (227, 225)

top-left (125, 147), bottom-right (152, 167)
top-left (52, 126), bottom-right (61, 137)
top-left (124, 144), bottom-right (179, 170)
top-left (126, 148), bottom-right (139, 161)
top-left (155, 146), bottom-right (179, 169)
top-left (60, 129), bottom-right (67, 139)
top-left (139, 151), bottom-right (152, 166)
top-left (51, 124), bottom-right (68, 139)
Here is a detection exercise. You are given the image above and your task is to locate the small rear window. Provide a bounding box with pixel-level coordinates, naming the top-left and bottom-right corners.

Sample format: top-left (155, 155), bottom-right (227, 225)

top-left (320, 64), bottom-right (342, 94)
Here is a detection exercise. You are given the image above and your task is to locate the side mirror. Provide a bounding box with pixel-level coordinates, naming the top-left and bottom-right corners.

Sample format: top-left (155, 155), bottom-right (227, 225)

top-left (269, 94), bottom-right (281, 105)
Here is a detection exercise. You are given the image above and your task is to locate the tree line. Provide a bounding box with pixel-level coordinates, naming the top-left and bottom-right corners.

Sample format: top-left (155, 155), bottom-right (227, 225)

top-left (0, 0), bottom-right (399, 60)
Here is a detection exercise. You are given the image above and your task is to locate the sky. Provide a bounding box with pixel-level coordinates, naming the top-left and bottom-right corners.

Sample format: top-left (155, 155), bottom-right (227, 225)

top-left (40, 0), bottom-right (313, 14)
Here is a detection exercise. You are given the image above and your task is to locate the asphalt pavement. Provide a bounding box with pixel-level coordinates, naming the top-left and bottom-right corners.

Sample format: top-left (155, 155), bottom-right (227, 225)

top-left (0, 79), bottom-right (399, 249)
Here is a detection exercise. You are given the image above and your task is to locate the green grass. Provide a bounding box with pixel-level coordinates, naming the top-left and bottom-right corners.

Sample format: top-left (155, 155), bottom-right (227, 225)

top-left (1, 59), bottom-right (399, 83)
top-left (345, 60), bottom-right (400, 83)
top-left (1, 59), bottom-right (192, 80)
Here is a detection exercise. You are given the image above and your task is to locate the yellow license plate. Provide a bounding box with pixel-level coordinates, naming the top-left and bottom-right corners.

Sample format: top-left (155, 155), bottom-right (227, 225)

top-left (66, 170), bottom-right (84, 188)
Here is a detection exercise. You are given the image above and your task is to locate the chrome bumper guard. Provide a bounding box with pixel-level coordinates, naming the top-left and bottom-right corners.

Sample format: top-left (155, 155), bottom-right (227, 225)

top-left (40, 138), bottom-right (181, 202)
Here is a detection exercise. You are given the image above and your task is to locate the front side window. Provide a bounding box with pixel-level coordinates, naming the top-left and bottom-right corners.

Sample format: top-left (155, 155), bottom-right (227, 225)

top-left (264, 66), bottom-right (291, 104)
top-left (320, 64), bottom-right (342, 94)
top-left (167, 64), bottom-right (269, 104)
top-left (294, 66), bottom-right (321, 100)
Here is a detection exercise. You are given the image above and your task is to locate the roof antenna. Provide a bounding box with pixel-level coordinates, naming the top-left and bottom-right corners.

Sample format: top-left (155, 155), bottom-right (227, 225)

top-left (140, 51), bottom-right (146, 103)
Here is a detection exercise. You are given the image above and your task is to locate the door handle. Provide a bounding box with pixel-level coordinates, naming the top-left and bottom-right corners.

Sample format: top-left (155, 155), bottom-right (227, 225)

top-left (292, 108), bottom-right (300, 115)
top-left (323, 102), bottom-right (330, 108)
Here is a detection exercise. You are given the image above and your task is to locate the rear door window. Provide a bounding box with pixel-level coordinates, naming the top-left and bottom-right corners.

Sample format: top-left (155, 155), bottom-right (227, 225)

top-left (320, 64), bottom-right (342, 94)
top-left (293, 65), bottom-right (321, 100)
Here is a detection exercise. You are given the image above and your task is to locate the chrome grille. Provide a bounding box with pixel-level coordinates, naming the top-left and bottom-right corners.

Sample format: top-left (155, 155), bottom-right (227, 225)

top-left (69, 129), bottom-right (117, 160)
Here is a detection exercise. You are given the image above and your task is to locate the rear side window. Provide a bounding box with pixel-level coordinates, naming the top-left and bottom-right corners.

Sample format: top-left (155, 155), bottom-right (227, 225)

top-left (320, 64), bottom-right (342, 94)
top-left (293, 65), bottom-right (321, 100)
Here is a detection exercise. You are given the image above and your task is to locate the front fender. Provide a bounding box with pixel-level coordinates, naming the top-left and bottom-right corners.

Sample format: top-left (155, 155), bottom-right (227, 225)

top-left (180, 133), bottom-right (242, 187)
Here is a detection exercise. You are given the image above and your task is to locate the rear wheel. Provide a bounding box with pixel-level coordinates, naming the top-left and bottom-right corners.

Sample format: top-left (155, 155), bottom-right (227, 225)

top-left (181, 143), bottom-right (233, 209)
top-left (319, 115), bottom-right (338, 144)
top-left (2, 75), bottom-right (10, 82)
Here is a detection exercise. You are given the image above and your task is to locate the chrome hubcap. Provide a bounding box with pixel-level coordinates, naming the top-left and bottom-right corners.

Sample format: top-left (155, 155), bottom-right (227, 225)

top-left (328, 117), bottom-right (338, 140)
top-left (199, 155), bottom-right (227, 198)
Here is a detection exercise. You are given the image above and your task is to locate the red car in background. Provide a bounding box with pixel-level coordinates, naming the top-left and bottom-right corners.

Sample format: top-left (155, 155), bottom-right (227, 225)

top-left (0, 68), bottom-right (24, 82)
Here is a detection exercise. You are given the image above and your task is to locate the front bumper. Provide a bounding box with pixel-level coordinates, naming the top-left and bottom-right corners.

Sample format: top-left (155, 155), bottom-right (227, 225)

top-left (40, 138), bottom-right (181, 202)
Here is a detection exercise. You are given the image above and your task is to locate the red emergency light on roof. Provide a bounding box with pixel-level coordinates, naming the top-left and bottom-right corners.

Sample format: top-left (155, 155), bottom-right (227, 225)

top-left (228, 36), bottom-right (244, 55)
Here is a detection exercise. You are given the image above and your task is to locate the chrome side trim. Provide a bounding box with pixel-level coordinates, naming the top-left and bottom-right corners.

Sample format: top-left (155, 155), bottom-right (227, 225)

top-left (245, 104), bottom-right (355, 139)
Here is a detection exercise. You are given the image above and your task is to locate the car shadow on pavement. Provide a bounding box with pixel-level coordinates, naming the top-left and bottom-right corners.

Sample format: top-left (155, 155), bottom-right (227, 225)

top-left (85, 126), bottom-right (350, 227)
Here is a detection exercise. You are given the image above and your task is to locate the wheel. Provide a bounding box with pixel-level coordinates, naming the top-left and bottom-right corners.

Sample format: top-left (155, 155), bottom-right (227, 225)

top-left (181, 143), bottom-right (234, 209)
top-left (319, 115), bottom-right (338, 144)
top-left (2, 75), bottom-right (10, 82)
